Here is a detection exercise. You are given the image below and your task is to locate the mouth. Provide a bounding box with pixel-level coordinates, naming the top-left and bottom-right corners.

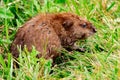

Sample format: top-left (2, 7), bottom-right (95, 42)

top-left (76, 33), bottom-right (86, 40)
top-left (81, 34), bottom-right (86, 39)
top-left (80, 32), bottom-right (94, 39)
top-left (89, 32), bottom-right (95, 36)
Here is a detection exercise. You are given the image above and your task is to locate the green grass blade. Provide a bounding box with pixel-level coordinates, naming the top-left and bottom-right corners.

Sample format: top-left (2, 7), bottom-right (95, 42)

top-left (107, 2), bottom-right (115, 11)
top-left (0, 54), bottom-right (6, 68)
top-left (71, 0), bottom-right (80, 15)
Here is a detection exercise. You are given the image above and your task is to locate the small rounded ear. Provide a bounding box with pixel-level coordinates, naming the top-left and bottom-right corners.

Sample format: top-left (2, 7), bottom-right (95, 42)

top-left (62, 19), bottom-right (73, 29)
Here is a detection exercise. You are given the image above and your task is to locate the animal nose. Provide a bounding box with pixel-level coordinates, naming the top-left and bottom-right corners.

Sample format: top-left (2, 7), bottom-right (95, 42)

top-left (92, 27), bottom-right (97, 33)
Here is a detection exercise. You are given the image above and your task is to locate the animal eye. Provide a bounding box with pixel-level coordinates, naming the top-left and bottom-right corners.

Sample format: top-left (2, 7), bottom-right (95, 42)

top-left (82, 23), bottom-right (87, 28)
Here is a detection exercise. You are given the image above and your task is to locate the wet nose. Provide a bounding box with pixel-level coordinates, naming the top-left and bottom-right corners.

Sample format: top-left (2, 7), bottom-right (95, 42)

top-left (92, 27), bottom-right (97, 33)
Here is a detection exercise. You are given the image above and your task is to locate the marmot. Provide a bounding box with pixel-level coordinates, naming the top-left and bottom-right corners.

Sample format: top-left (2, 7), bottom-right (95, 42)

top-left (10, 13), bottom-right (97, 60)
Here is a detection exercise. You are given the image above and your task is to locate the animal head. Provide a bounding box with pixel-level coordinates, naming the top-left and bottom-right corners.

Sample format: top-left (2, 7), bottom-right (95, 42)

top-left (61, 13), bottom-right (97, 41)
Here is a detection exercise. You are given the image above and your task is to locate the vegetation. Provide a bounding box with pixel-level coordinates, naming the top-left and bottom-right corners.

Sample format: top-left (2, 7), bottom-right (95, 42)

top-left (0, 0), bottom-right (120, 80)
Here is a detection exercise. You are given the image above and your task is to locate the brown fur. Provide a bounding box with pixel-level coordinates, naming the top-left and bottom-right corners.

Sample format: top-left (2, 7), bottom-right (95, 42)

top-left (10, 13), bottom-right (96, 60)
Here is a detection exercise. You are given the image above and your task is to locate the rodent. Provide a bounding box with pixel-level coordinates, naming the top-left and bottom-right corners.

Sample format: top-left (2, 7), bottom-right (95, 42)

top-left (10, 13), bottom-right (97, 60)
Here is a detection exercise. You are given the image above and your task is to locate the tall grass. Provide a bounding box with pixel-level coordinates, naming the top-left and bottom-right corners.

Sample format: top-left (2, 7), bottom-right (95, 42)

top-left (0, 0), bottom-right (120, 80)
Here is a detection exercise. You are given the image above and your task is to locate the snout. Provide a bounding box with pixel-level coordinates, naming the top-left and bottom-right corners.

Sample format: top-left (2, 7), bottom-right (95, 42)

top-left (92, 26), bottom-right (97, 33)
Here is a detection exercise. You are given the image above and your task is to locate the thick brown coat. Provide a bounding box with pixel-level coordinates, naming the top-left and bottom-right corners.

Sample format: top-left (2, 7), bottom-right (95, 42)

top-left (10, 13), bottom-right (96, 60)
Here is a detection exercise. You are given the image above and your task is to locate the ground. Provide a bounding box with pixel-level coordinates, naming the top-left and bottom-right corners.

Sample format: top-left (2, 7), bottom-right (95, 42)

top-left (0, 0), bottom-right (120, 80)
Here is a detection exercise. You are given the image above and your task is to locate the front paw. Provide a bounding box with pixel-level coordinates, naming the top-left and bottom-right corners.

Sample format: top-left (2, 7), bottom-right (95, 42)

top-left (75, 48), bottom-right (85, 52)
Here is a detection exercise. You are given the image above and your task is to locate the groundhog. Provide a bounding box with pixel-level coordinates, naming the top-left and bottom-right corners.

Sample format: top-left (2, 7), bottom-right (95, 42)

top-left (10, 13), bottom-right (97, 60)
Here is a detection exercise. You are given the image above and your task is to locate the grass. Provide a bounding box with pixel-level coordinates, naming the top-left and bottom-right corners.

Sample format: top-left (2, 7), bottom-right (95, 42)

top-left (0, 0), bottom-right (120, 80)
